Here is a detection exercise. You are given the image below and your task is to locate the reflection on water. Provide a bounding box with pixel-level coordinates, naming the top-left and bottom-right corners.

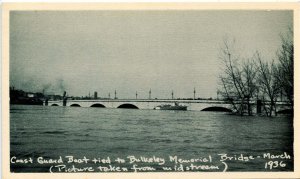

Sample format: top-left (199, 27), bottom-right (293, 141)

top-left (10, 105), bottom-right (293, 172)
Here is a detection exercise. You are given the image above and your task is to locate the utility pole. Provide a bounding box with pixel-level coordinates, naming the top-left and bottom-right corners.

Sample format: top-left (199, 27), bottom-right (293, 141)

top-left (193, 87), bottom-right (196, 100)
top-left (94, 91), bottom-right (98, 99)
top-left (149, 89), bottom-right (151, 99)
top-left (63, 91), bottom-right (67, 106)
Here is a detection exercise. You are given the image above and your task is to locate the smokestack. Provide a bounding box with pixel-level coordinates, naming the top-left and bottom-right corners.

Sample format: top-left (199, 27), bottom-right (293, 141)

top-left (94, 91), bottom-right (98, 99)
top-left (63, 91), bottom-right (67, 106)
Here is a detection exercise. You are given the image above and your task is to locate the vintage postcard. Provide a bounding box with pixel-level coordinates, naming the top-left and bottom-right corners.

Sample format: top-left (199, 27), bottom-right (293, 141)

top-left (2, 3), bottom-right (300, 179)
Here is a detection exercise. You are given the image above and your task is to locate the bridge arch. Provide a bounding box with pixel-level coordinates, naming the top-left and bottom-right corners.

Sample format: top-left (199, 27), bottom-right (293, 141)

top-left (201, 106), bottom-right (232, 112)
top-left (90, 103), bottom-right (106, 108)
top-left (117, 103), bottom-right (139, 109)
top-left (277, 109), bottom-right (293, 114)
top-left (51, 104), bottom-right (59, 106)
top-left (70, 104), bottom-right (81, 107)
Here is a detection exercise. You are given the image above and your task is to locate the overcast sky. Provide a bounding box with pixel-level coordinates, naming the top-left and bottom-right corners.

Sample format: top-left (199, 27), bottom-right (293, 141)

top-left (10, 10), bottom-right (292, 99)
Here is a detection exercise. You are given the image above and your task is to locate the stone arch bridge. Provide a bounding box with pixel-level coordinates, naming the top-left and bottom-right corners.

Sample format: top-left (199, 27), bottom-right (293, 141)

top-left (47, 99), bottom-right (291, 113)
top-left (47, 99), bottom-right (233, 111)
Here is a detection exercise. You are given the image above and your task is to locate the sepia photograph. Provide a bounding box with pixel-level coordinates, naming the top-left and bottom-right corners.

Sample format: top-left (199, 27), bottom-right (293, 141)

top-left (2, 3), bottom-right (299, 178)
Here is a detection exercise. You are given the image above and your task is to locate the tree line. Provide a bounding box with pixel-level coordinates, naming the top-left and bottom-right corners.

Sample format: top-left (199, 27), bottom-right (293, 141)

top-left (218, 29), bottom-right (293, 116)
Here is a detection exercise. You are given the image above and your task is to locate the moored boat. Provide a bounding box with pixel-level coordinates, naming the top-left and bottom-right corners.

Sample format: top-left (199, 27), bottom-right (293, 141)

top-left (154, 102), bottom-right (187, 110)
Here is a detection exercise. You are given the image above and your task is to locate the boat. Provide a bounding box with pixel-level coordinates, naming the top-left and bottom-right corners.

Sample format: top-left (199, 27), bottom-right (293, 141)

top-left (154, 102), bottom-right (187, 110)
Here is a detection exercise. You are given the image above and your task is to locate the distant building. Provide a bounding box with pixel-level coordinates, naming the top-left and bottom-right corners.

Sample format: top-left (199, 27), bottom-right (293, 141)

top-left (94, 91), bottom-right (98, 99)
top-left (10, 87), bottom-right (43, 105)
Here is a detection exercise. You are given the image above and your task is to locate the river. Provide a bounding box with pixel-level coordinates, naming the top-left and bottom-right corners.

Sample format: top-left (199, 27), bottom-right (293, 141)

top-left (10, 105), bottom-right (293, 172)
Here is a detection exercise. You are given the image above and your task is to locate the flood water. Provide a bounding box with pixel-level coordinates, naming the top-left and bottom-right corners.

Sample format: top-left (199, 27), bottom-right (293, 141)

top-left (10, 105), bottom-right (293, 172)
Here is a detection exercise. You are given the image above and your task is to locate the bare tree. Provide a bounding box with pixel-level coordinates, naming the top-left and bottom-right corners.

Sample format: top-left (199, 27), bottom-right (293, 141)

top-left (255, 52), bottom-right (281, 116)
top-left (218, 38), bottom-right (257, 115)
top-left (275, 28), bottom-right (294, 109)
top-left (241, 58), bottom-right (258, 115)
top-left (218, 28), bottom-right (293, 117)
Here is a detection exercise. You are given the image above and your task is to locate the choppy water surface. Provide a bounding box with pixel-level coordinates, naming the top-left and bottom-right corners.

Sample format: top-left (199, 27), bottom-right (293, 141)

top-left (10, 105), bottom-right (293, 172)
